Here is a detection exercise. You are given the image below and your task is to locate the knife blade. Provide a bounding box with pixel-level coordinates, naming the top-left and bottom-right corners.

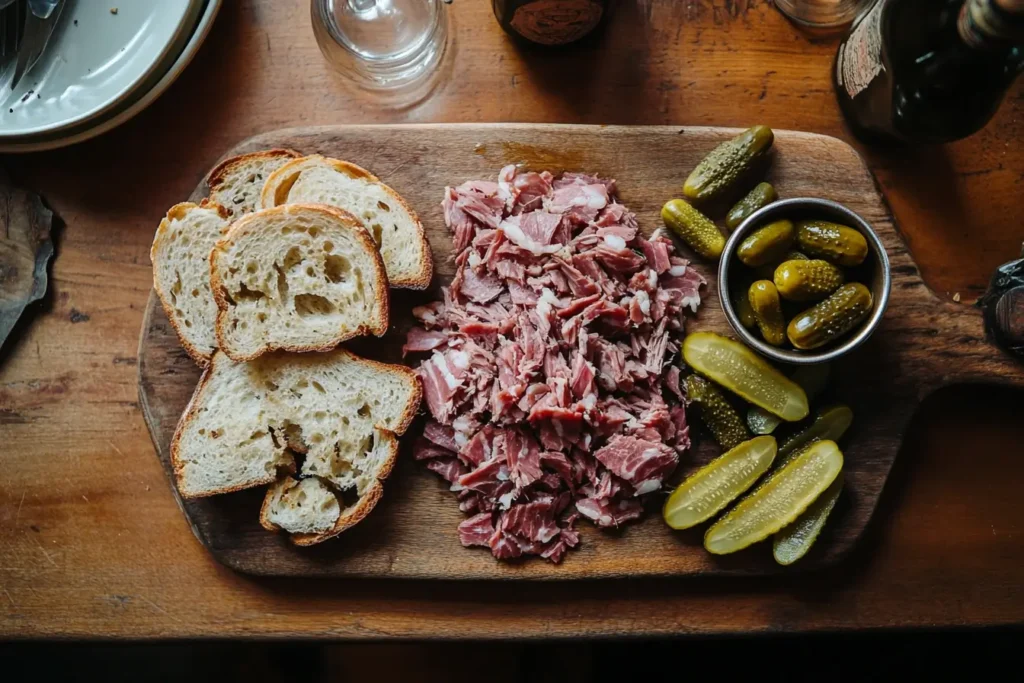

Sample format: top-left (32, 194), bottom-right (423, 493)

top-left (9, 0), bottom-right (63, 92)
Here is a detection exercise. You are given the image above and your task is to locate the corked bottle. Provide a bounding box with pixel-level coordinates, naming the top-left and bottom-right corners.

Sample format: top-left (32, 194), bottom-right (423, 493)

top-left (835, 0), bottom-right (1024, 143)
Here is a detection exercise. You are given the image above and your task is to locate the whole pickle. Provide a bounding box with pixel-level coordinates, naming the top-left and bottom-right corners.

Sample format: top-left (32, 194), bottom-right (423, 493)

top-left (684, 374), bottom-right (751, 450)
top-left (774, 259), bottom-right (845, 301)
top-left (787, 283), bottom-right (873, 350)
top-left (738, 219), bottom-right (796, 268)
top-left (731, 278), bottom-right (758, 329)
top-left (684, 126), bottom-right (775, 204)
top-left (796, 220), bottom-right (869, 267)
top-left (755, 250), bottom-right (808, 280)
top-left (726, 182), bottom-right (777, 232)
top-left (748, 280), bottom-right (787, 347)
top-left (661, 199), bottom-right (726, 261)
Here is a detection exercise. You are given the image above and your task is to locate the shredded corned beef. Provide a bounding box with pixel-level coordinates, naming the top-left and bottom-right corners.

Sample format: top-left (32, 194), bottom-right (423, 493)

top-left (409, 166), bottom-right (705, 563)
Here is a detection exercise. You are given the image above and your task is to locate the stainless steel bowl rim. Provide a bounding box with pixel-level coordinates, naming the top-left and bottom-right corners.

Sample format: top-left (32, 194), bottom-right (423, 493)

top-left (717, 197), bottom-right (892, 365)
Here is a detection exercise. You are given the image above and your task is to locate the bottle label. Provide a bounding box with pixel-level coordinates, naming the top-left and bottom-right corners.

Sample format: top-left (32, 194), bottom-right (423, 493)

top-left (510, 0), bottom-right (604, 45)
top-left (836, 0), bottom-right (885, 99)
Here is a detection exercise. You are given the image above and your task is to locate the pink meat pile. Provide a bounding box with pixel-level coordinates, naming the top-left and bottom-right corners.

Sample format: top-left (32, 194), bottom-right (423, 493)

top-left (405, 165), bottom-right (705, 563)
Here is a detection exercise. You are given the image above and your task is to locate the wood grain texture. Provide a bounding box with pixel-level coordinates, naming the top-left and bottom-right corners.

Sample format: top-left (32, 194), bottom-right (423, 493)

top-left (137, 124), bottom-right (1024, 579)
top-left (2, 0), bottom-right (1024, 637)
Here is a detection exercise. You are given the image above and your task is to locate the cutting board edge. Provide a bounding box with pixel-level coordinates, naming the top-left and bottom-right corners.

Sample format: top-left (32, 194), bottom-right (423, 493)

top-left (229, 122), bottom-right (866, 156)
top-left (139, 123), bottom-right (947, 580)
top-left (201, 514), bottom-right (871, 580)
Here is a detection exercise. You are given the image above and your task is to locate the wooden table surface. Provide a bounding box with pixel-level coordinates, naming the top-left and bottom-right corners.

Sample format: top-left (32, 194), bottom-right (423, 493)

top-left (1, 0), bottom-right (1022, 638)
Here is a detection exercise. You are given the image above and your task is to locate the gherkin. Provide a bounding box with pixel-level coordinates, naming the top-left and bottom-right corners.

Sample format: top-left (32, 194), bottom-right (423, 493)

top-left (684, 126), bottom-right (775, 204)
top-left (704, 440), bottom-right (844, 555)
top-left (663, 436), bottom-right (777, 530)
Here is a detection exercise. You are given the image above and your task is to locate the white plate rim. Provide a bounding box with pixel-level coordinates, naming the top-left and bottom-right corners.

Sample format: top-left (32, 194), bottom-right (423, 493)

top-left (0, 0), bottom-right (222, 153)
top-left (2, 0), bottom-right (202, 137)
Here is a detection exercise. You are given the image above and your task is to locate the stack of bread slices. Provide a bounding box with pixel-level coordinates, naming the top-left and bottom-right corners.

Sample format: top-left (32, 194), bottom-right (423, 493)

top-left (151, 150), bottom-right (430, 545)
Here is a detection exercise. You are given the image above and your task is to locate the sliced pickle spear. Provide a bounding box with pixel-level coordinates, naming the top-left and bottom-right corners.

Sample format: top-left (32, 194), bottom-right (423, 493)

top-left (746, 363), bottom-right (831, 436)
top-left (682, 332), bottom-right (809, 422)
top-left (773, 472), bottom-right (845, 565)
top-left (778, 404), bottom-right (853, 466)
top-left (704, 440), bottom-right (843, 555)
top-left (663, 436), bottom-right (777, 530)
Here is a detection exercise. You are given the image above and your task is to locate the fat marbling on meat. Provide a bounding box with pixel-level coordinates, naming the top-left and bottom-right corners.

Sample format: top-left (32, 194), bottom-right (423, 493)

top-left (409, 165), bottom-right (705, 563)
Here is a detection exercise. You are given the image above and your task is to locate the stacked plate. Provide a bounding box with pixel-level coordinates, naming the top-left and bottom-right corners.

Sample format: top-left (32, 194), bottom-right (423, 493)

top-left (0, 0), bottom-right (221, 153)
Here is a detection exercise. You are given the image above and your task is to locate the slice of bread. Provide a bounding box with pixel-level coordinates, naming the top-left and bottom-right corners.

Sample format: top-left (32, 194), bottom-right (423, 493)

top-left (207, 149), bottom-right (300, 218)
top-left (173, 348), bottom-right (422, 544)
top-left (210, 203), bottom-right (390, 362)
top-left (290, 429), bottom-right (399, 546)
top-left (260, 476), bottom-right (341, 535)
top-left (260, 155), bottom-right (433, 289)
top-left (261, 429), bottom-right (399, 545)
top-left (252, 349), bottom-right (418, 544)
top-left (172, 352), bottom-right (294, 498)
top-left (151, 201), bottom-right (230, 366)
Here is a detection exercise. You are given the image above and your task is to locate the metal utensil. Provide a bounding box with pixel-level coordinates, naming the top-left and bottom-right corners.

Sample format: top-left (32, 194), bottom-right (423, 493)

top-left (0, 1), bottom-right (25, 88)
top-left (9, 0), bottom-right (63, 91)
top-left (0, 1), bottom-right (24, 58)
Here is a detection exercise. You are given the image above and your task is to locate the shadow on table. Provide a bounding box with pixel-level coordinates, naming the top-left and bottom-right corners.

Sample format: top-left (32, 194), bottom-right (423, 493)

top-left (503, 0), bottom-right (653, 124)
top-left (3, 629), bottom-right (1023, 680)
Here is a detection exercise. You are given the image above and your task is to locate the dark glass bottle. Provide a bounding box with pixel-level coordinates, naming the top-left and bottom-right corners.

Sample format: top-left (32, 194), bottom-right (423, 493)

top-left (835, 0), bottom-right (1024, 143)
top-left (492, 0), bottom-right (608, 46)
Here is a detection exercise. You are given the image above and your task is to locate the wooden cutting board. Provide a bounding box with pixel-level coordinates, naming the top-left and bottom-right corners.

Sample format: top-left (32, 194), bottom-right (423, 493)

top-left (138, 124), bottom-right (1024, 579)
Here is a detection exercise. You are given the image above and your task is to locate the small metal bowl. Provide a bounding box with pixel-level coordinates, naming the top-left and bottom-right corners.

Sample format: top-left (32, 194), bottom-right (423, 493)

top-left (718, 197), bottom-right (892, 365)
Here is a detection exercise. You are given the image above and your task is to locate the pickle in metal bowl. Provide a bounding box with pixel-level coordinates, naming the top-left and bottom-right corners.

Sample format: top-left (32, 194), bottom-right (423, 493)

top-left (717, 197), bottom-right (891, 366)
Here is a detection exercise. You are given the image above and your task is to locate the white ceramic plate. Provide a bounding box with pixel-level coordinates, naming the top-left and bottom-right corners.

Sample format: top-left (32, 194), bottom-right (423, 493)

top-left (0, 0), bottom-right (199, 137)
top-left (0, 0), bottom-right (221, 153)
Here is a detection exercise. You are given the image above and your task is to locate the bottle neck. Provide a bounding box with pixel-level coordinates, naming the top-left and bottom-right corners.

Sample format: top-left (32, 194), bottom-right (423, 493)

top-left (958, 0), bottom-right (1024, 50)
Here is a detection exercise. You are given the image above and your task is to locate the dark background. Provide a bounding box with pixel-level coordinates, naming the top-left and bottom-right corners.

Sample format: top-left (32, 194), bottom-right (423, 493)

top-left (3, 633), bottom-right (1022, 680)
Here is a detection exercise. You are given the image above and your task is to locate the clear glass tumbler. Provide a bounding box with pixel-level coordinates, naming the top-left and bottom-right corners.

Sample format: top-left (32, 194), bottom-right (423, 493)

top-left (774, 0), bottom-right (868, 29)
top-left (311, 0), bottom-right (451, 106)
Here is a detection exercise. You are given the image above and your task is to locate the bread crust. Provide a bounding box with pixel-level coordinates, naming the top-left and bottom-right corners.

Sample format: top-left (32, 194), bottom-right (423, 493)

top-left (256, 350), bottom-right (420, 544)
top-left (170, 352), bottom-right (296, 499)
top-left (258, 477), bottom-right (289, 532)
top-left (258, 475), bottom-right (341, 534)
top-left (209, 203), bottom-right (391, 363)
top-left (260, 155), bottom-right (433, 290)
top-left (207, 149), bottom-right (301, 209)
top-left (326, 347), bottom-right (423, 437)
top-left (150, 200), bottom-right (230, 367)
top-left (288, 429), bottom-right (399, 546)
top-left (177, 346), bottom-right (419, 542)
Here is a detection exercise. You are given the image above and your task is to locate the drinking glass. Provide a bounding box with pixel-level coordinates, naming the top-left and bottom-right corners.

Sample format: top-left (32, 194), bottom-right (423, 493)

top-left (311, 0), bottom-right (451, 106)
top-left (774, 0), bottom-right (868, 28)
